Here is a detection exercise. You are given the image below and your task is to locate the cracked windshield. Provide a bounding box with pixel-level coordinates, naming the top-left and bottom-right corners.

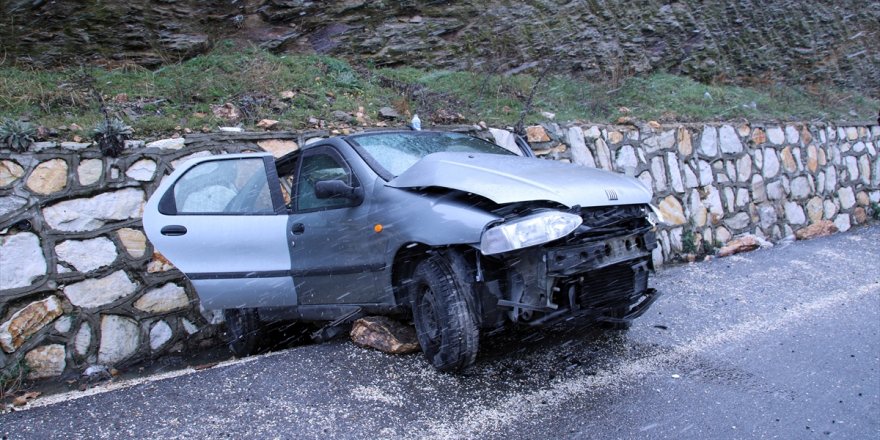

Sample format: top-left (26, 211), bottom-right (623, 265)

top-left (1, 1), bottom-right (878, 439)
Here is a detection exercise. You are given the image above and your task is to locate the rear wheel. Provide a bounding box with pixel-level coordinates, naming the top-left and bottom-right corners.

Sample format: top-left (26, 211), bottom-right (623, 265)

top-left (223, 308), bottom-right (261, 357)
top-left (410, 252), bottom-right (479, 372)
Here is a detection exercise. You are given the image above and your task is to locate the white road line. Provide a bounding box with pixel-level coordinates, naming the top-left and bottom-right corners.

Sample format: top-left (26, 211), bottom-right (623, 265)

top-left (19, 348), bottom-right (290, 411)
top-left (414, 282), bottom-right (880, 440)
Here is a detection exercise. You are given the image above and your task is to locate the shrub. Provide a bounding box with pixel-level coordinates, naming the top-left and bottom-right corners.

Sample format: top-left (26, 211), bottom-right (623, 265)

top-left (0, 118), bottom-right (35, 152)
top-left (93, 118), bottom-right (133, 157)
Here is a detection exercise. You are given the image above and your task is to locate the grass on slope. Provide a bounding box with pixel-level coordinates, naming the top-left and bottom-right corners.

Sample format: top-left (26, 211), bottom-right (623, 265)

top-left (0, 45), bottom-right (876, 139)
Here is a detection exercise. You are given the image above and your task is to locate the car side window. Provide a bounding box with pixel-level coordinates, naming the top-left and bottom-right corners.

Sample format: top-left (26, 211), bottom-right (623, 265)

top-left (295, 150), bottom-right (357, 211)
top-left (171, 158), bottom-right (275, 214)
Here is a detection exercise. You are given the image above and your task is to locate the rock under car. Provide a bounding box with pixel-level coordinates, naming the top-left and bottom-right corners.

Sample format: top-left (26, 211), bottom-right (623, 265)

top-left (143, 130), bottom-right (664, 371)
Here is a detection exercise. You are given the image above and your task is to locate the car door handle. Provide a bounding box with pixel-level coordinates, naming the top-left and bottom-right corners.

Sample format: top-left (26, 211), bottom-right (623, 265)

top-left (160, 225), bottom-right (188, 236)
top-left (292, 223), bottom-right (305, 235)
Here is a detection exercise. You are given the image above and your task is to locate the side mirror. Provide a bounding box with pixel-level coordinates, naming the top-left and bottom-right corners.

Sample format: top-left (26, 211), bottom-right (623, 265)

top-left (314, 179), bottom-right (363, 203)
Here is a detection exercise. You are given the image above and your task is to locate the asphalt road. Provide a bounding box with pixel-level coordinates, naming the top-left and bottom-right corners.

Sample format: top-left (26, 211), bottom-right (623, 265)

top-left (3, 225), bottom-right (879, 440)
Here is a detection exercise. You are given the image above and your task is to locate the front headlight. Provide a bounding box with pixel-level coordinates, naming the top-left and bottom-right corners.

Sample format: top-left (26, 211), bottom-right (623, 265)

top-left (480, 211), bottom-right (583, 255)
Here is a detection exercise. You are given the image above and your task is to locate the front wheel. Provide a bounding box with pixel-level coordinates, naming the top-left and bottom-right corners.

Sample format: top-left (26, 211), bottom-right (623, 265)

top-left (223, 308), bottom-right (261, 357)
top-left (410, 253), bottom-right (479, 372)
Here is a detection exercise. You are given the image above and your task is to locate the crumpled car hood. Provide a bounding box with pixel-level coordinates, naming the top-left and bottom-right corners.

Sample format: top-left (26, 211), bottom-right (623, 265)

top-left (387, 152), bottom-right (652, 207)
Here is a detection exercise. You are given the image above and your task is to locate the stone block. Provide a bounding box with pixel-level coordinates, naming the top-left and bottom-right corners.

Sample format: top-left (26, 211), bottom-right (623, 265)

top-left (658, 195), bottom-right (686, 225)
top-left (806, 145), bottom-right (819, 173)
top-left (758, 203), bottom-right (778, 229)
top-left (55, 237), bottom-right (117, 273)
top-left (715, 226), bottom-right (731, 244)
top-left (98, 315), bottom-right (139, 364)
top-left (718, 235), bottom-right (771, 257)
top-left (64, 270), bottom-right (137, 309)
top-left (150, 320), bottom-right (173, 350)
top-left (723, 212), bottom-right (750, 230)
top-left (595, 139), bottom-right (612, 170)
top-left (858, 156), bottom-right (870, 184)
top-left (784, 201), bottom-right (806, 225)
top-left (566, 127), bottom-right (595, 167)
top-left (766, 180), bottom-right (785, 200)
top-left (684, 164), bottom-right (699, 188)
top-left (689, 190), bottom-right (707, 227)
top-left (0, 160), bottom-right (24, 187)
top-left (736, 155), bottom-right (751, 182)
top-left (146, 138), bottom-right (185, 150)
top-left (838, 187), bottom-right (856, 209)
top-left (666, 153), bottom-right (684, 193)
top-left (790, 176), bottom-right (810, 199)
top-left (833, 214), bottom-right (851, 232)
top-left (607, 131), bottom-right (623, 144)
top-left (677, 127), bottom-right (692, 156)
top-left (26, 159), bottom-right (68, 195)
top-left (0, 296), bottom-right (63, 353)
top-left (800, 127), bottom-right (813, 144)
top-left (766, 127), bottom-right (785, 145)
top-left (147, 251), bottom-right (175, 273)
top-left (117, 228), bottom-right (147, 258)
top-left (845, 156), bottom-right (859, 181)
top-left (719, 125), bottom-right (743, 154)
top-left (77, 159), bottom-right (103, 186)
top-left (60, 142), bottom-right (92, 150)
top-left (699, 126), bottom-right (718, 156)
top-left (751, 128), bottom-right (767, 145)
top-left (751, 175), bottom-right (766, 202)
top-left (43, 188), bottom-right (145, 232)
top-left (823, 199), bottom-right (839, 220)
top-left (780, 147), bottom-right (797, 173)
top-left (54, 316), bottom-right (72, 334)
top-left (853, 207), bottom-right (867, 224)
top-left (350, 316), bottom-right (419, 355)
top-left (181, 319), bottom-right (199, 335)
top-left (806, 197), bottom-right (824, 223)
top-left (614, 145), bottom-right (638, 172)
top-left (698, 160), bottom-right (713, 186)
top-left (785, 125), bottom-right (800, 144)
top-left (795, 220), bottom-right (837, 240)
top-left (763, 148), bottom-right (780, 177)
top-left (650, 156), bottom-right (666, 191)
top-left (25, 344), bottom-right (66, 379)
top-left (703, 185), bottom-right (724, 220)
top-left (526, 125), bottom-right (550, 143)
top-left (257, 139), bottom-right (300, 158)
top-left (0, 232), bottom-right (47, 290)
top-left (125, 159), bottom-right (157, 181)
top-left (736, 188), bottom-right (750, 208)
top-left (75, 323), bottom-right (91, 356)
top-left (134, 283), bottom-right (190, 313)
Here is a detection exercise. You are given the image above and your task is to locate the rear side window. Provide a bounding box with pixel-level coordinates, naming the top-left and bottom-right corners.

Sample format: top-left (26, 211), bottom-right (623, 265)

top-left (170, 158), bottom-right (274, 214)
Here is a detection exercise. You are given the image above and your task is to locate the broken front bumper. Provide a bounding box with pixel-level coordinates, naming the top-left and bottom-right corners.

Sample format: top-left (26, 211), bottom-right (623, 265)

top-left (490, 229), bottom-right (660, 326)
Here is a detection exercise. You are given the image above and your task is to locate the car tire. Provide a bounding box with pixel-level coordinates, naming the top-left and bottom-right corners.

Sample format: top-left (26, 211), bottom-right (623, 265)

top-left (223, 308), bottom-right (261, 357)
top-left (410, 253), bottom-right (480, 372)
top-left (599, 305), bottom-right (632, 331)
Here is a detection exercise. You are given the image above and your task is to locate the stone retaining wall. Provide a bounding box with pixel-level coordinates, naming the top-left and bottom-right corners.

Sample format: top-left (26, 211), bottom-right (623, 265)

top-left (1, 122), bottom-right (878, 381)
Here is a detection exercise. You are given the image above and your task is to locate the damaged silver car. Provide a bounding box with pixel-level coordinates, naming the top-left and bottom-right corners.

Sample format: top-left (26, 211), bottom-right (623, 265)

top-left (143, 130), bottom-right (663, 371)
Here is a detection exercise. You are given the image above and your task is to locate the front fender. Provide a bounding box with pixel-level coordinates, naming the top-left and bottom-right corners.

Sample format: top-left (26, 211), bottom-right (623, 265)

top-left (374, 188), bottom-right (500, 247)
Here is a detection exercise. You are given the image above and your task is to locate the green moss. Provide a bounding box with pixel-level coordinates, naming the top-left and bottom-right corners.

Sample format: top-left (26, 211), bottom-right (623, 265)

top-left (681, 227), bottom-right (697, 255)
